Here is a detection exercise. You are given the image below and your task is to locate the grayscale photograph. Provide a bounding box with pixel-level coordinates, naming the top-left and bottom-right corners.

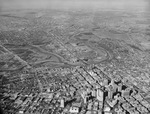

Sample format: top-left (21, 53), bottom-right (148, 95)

top-left (0, 0), bottom-right (150, 114)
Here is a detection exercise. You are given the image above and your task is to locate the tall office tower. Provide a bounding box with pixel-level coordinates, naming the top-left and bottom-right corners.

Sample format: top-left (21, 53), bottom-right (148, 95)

top-left (84, 96), bottom-right (87, 104)
top-left (108, 90), bottom-right (113, 100)
top-left (109, 79), bottom-right (117, 93)
top-left (107, 85), bottom-right (114, 99)
top-left (117, 83), bottom-right (122, 92)
top-left (92, 89), bottom-right (96, 97)
top-left (80, 89), bottom-right (88, 104)
top-left (60, 98), bottom-right (65, 108)
top-left (96, 88), bottom-right (104, 102)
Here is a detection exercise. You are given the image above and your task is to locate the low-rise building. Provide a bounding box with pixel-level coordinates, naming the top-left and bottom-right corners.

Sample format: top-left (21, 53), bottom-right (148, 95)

top-left (69, 106), bottom-right (79, 113)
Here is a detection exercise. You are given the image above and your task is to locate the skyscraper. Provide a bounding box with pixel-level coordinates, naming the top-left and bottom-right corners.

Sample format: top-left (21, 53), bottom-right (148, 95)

top-left (108, 90), bottom-right (113, 100)
top-left (84, 96), bottom-right (88, 104)
top-left (96, 88), bottom-right (104, 102)
top-left (92, 89), bottom-right (96, 97)
top-left (60, 98), bottom-right (65, 108)
top-left (117, 83), bottom-right (122, 92)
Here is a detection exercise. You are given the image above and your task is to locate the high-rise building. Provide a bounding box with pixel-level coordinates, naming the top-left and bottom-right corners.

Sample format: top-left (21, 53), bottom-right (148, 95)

top-left (107, 85), bottom-right (114, 99)
top-left (84, 96), bottom-right (88, 104)
top-left (112, 84), bottom-right (117, 93)
top-left (109, 79), bottom-right (117, 93)
top-left (92, 89), bottom-right (96, 97)
top-left (117, 83), bottom-right (122, 92)
top-left (96, 88), bottom-right (104, 102)
top-left (60, 98), bottom-right (65, 108)
top-left (121, 88), bottom-right (130, 97)
top-left (108, 90), bottom-right (113, 100)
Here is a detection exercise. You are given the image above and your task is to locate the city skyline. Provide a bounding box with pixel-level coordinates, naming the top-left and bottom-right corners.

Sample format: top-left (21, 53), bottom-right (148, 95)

top-left (0, 0), bottom-right (150, 114)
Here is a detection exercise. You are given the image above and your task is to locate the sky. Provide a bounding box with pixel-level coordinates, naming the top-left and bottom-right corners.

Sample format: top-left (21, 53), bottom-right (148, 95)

top-left (0, 0), bottom-right (149, 12)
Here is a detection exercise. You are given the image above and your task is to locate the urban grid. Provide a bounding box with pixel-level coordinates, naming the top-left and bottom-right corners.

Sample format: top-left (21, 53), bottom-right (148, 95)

top-left (0, 0), bottom-right (150, 114)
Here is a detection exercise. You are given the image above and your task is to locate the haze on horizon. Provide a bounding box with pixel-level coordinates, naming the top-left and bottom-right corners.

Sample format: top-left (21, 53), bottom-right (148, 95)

top-left (0, 0), bottom-right (149, 12)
